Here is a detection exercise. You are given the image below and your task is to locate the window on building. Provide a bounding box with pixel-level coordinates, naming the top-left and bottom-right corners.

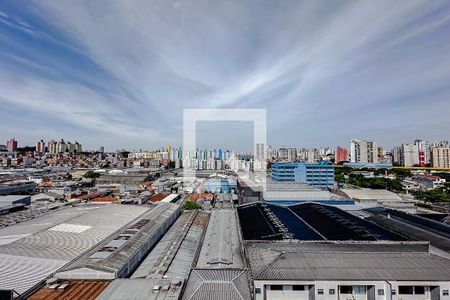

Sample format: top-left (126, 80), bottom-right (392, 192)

top-left (353, 286), bottom-right (367, 295)
top-left (340, 286), bottom-right (353, 294)
top-left (378, 289), bottom-right (385, 296)
top-left (293, 285), bottom-right (305, 291)
top-left (270, 285), bottom-right (283, 290)
top-left (443, 290), bottom-right (449, 296)
top-left (255, 288), bottom-right (261, 294)
top-left (318, 289), bottom-right (324, 295)
top-left (414, 286), bottom-right (425, 295)
top-left (392, 289), bottom-right (396, 295)
top-left (399, 286), bottom-right (414, 295)
top-left (329, 289), bottom-right (336, 295)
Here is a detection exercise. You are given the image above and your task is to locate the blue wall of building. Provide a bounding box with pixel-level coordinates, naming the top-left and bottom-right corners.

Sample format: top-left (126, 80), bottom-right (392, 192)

top-left (204, 178), bottom-right (236, 193)
top-left (271, 161), bottom-right (335, 188)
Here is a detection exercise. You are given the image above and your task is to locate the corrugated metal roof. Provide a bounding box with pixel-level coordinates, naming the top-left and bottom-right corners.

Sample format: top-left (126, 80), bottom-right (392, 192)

top-left (165, 212), bottom-right (209, 279)
top-left (96, 278), bottom-right (183, 300)
top-left (342, 188), bottom-right (402, 201)
top-left (246, 241), bottom-right (450, 281)
top-left (28, 280), bottom-right (110, 300)
top-left (132, 210), bottom-right (208, 280)
top-left (131, 211), bottom-right (196, 279)
top-left (182, 269), bottom-right (251, 300)
top-left (196, 209), bottom-right (244, 269)
top-left (0, 254), bottom-right (65, 295)
top-left (0, 205), bottom-right (149, 295)
top-left (55, 203), bottom-right (180, 280)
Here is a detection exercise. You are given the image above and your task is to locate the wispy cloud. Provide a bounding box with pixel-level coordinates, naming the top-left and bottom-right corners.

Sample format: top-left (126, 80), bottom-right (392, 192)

top-left (0, 0), bottom-right (449, 149)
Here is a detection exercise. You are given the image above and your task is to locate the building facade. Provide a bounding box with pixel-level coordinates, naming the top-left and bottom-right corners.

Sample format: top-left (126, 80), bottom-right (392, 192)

top-left (278, 148), bottom-right (297, 162)
top-left (401, 144), bottom-right (419, 167)
top-left (432, 147), bottom-right (450, 168)
top-left (271, 162), bottom-right (334, 188)
top-left (335, 147), bottom-right (349, 163)
top-left (6, 138), bottom-right (17, 152)
top-left (36, 140), bottom-right (45, 153)
top-left (350, 139), bottom-right (378, 163)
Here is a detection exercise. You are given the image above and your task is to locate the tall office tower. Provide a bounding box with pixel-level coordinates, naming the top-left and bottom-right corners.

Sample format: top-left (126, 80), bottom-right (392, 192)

top-left (431, 146), bottom-right (450, 168)
top-left (335, 147), bottom-right (349, 163)
top-left (278, 147), bottom-right (297, 162)
top-left (99, 145), bottom-right (105, 153)
top-left (400, 143), bottom-right (419, 167)
top-left (415, 139), bottom-right (430, 166)
top-left (350, 139), bottom-right (378, 163)
top-left (391, 146), bottom-right (401, 165)
top-left (36, 140), bottom-right (46, 153)
top-left (6, 138), bottom-right (18, 152)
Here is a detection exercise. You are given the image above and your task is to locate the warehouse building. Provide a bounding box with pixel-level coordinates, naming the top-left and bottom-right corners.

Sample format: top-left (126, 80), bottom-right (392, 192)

top-left (94, 211), bottom-right (209, 300)
top-left (341, 188), bottom-right (415, 212)
top-left (132, 210), bottom-right (209, 279)
top-left (237, 178), bottom-right (351, 206)
top-left (237, 202), bottom-right (405, 241)
top-left (0, 204), bottom-right (149, 296)
top-left (246, 240), bottom-right (450, 300)
top-left (54, 202), bottom-right (180, 280)
top-left (182, 209), bottom-right (252, 300)
top-left (365, 207), bottom-right (450, 257)
top-left (196, 209), bottom-right (244, 269)
top-left (0, 195), bottom-right (31, 215)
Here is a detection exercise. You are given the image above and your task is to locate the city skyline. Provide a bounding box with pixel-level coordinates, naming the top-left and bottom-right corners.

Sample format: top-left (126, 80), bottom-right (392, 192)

top-left (1, 1), bottom-right (450, 150)
top-left (2, 135), bottom-right (450, 153)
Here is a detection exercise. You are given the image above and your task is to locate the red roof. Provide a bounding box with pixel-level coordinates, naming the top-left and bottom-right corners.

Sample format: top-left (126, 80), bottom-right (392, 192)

top-left (150, 193), bottom-right (167, 202)
top-left (417, 174), bottom-right (441, 180)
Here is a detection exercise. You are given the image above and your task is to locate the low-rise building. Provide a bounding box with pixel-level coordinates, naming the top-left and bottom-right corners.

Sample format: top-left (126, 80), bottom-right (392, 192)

top-left (247, 241), bottom-right (450, 300)
top-left (272, 162), bottom-right (334, 188)
top-left (411, 174), bottom-right (446, 190)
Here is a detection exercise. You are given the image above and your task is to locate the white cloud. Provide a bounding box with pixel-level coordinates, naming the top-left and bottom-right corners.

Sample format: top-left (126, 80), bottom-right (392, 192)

top-left (0, 0), bottom-right (449, 149)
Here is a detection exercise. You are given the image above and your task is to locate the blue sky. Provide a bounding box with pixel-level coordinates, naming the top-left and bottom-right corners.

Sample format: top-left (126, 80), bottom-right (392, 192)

top-left (1, 0), bottom-right (450, 151)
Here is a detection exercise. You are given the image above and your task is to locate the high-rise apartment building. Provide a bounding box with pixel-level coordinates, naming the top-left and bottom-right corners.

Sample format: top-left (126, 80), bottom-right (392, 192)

top-left (255, 143), bottom-right (265, 161)
top-left (48, 140), bottom-right (57, 153)
top-left (278, 148), bottom-right (297, 162)
top-left (391, 146), bottom-right (401, 165)
top-left (432, 146), bottom-right (450, 168)
top-left (6, 138), bottom-right (18, 152)
top-left (335, 147), bottom-right (349, 163)
top-left (350, 139), bottom-right (378, 163)
top-left (57, 139), bottom-right (67, 153)
top-left (415, 139), bottom-right (430, 166)
top-left (36, 140), bottom-right (45, 153)
top-left (400, 144), bottom-right (419, 167)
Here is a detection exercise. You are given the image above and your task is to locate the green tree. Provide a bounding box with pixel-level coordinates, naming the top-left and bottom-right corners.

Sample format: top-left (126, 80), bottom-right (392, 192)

top-left (84, 171), bottom-right (101, 179)
top-left (182, 201), bottom-right (201, 210)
